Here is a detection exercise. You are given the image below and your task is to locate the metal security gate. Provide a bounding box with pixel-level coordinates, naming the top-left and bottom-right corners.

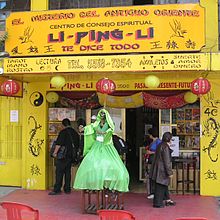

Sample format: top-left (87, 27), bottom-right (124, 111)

top-left (0, 97), bottom-right (22, 186)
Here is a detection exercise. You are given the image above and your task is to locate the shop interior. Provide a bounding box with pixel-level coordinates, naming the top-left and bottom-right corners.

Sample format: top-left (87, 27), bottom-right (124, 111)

top-left (48, 91), bottom-right (200, 194)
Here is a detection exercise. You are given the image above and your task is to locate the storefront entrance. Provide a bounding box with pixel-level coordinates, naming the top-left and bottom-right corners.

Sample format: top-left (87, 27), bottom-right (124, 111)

top-left (47, 91), bottom-right (200, 194)
top-left (126, 108), bottom-right (159, 190)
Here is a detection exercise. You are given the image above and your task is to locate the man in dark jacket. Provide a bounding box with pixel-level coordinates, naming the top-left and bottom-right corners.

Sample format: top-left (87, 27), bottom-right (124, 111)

top-left (149, 132), bottom-right (175, 208)
top-left (49, 118), bottom-right (79, 195)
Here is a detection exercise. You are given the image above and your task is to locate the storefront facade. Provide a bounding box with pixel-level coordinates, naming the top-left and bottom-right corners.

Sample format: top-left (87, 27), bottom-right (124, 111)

top-left (0, 0), bottom-right (220, 196)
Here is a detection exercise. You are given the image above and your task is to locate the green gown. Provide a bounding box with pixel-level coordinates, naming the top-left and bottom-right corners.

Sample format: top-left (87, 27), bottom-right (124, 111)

top-left (73, 109), bottom-right (129, 192)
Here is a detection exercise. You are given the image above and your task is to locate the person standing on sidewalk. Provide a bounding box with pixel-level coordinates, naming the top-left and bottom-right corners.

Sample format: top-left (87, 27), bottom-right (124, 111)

top-left (145, 128), bottom-right (161, 199)
top-left (149, 132), bottom-right (175, 208)
top-left (49, 118), bottom-right (79, 195)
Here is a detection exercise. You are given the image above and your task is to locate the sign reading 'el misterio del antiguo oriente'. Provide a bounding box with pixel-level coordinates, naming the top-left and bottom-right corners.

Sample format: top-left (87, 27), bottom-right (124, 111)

top-left (5, 4), bottom-right (205, 57)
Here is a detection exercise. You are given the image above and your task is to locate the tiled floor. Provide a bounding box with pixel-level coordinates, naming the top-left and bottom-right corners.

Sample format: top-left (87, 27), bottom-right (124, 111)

top-left (0, 188), bottom-right (219, 220)
top-left (130, 181), bottom-right (146, 193)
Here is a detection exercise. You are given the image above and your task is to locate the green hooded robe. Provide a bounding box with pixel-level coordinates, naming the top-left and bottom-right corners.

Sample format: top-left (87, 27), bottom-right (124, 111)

top-left (73, 109), bottom-right (129, 192)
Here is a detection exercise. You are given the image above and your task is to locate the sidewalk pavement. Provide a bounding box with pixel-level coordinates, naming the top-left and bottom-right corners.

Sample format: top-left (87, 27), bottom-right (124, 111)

top-left (0, 187), bottom-right (220, 220)
top-left (0, 186), bottom-right (20, 198)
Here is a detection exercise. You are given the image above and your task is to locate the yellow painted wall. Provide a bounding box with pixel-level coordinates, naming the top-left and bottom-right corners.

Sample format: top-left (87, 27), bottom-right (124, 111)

top-left (209, 53), bottom-right (220, 70)
top-left (31, 0), bottom-right (48, 11)
top-left (200, 78), bottom-right (220, 196)
top-left (200, 0), bottom-right (219, 52)
top-left (21, 82), bottom-right (48, 189)
top-left (17, 0), bottom-right (49, 191)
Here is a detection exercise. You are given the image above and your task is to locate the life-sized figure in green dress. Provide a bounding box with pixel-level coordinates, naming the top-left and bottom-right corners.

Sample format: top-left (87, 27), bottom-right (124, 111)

top-left (73, 109), bottom-right (129, 192)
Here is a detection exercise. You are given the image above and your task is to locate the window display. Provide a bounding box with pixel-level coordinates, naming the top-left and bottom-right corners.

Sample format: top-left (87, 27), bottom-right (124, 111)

top-left (176, 108), bottom-right (200, 149)
top-left (48, 108), bottom-right (78, 151)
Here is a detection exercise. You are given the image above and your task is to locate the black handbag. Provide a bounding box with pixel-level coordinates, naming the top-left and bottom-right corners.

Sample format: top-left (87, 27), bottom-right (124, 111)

top-left (50, 141), bottom-right (67, 160)
top-left (112, 134), bottom-right (128, 155)
top-left (66, 130), bottom-right (79, 165)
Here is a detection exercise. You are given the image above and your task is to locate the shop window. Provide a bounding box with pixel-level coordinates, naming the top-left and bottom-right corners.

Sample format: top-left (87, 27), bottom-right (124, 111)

top-left (133, 0), bottom-right (153, 5)
top-left (0, 11), bottom-right (8, 30)
top-left (49, 0), bottom-right (132, 10)
top-left (134, 0), bottom-right (199, 5)
top-left (153, 0), bottom-right (199, 3)
top-left (49, 0), bottom-right (199, 9)
top-left (160, 109), bottom-right (171, 124)
top-left (0, 11), bottom-right (9, 53)
top-left (0, 1), bottom-right (30, 52)
top-left (0, 0), bottom-right (9, 10)
top-left (110, 0), bottom-right (132, 6)
top-left (0, 1), bottom-right (9, 33)
top-left (0, 0), bottom-right (30, 11)
top-left (11, 0), bottom-right (30, 11)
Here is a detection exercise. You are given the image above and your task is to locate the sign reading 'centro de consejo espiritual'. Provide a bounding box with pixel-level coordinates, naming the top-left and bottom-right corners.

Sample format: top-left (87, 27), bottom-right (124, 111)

top-left (5, 4), bottom-right (205, 57)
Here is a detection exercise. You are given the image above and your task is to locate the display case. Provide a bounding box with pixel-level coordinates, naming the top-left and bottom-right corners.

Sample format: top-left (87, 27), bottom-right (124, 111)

top-left (176, 108), bottom-right (200, 150)
top-left (159, 104), bottom-right (200, 151)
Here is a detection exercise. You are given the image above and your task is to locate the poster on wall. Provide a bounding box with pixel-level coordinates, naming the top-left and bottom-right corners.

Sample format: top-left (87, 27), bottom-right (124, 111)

top-left (161, 125), bottom-right (170, 138)
top-left (170, 136), bottom-right (179, 157)
top-left (49, 108), bottom-right (76, 121)
top-left (10, 110), bottom-right (18, 122)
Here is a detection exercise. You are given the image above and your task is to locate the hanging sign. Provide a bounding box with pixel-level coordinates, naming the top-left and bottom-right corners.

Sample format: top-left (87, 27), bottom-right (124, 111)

top-left (3, 53), bottom-right (209, 74)
top-left (5, 4), bottom-right (205, 57)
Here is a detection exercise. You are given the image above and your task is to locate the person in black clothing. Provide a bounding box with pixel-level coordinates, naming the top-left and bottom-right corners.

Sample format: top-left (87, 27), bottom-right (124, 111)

top-left (77, 118), bottom-right (86, 164)
top-left (48, 118), bottom-right (79, 195)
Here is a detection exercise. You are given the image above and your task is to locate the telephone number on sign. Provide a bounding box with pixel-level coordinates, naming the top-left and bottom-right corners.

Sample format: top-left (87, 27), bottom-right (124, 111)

top-left (87, 58), bottom-right (132, 69)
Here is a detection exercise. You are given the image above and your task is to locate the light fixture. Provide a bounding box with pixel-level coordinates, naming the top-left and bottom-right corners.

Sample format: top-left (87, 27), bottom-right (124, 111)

top-left (50, 75), bottom-right (66, 88)
top-left (46, 92), bottom-right (59, 103)
top-left (145, 75), bottom-right (160, 88)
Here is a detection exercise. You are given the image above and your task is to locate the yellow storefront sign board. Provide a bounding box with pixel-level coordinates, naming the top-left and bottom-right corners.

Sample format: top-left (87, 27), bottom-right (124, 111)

top-left (5, 4), bottom-right (205, 57)
top-left (50, 79), bottom-right (192, 91)
top-left (4, 53), bottom-right (209, 74)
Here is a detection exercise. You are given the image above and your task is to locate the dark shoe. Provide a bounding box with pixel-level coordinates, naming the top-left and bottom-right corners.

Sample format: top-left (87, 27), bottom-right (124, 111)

top-left (64, 191), bottom-right (71, 194)
top-left (48, 191), bottom-right (61, 195)
top-left (165, 200), bottom-right (176, 206)
top-left (153, 205), bottom-right (164, 208)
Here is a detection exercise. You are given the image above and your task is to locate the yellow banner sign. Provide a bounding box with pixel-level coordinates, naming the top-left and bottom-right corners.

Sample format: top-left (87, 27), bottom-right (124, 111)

top-left (52, 80), bottom-right (192, 91)
top-left (5, 4), bottom-right (205, 57)
top-left (3, 53), bottom-right (208, 74)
